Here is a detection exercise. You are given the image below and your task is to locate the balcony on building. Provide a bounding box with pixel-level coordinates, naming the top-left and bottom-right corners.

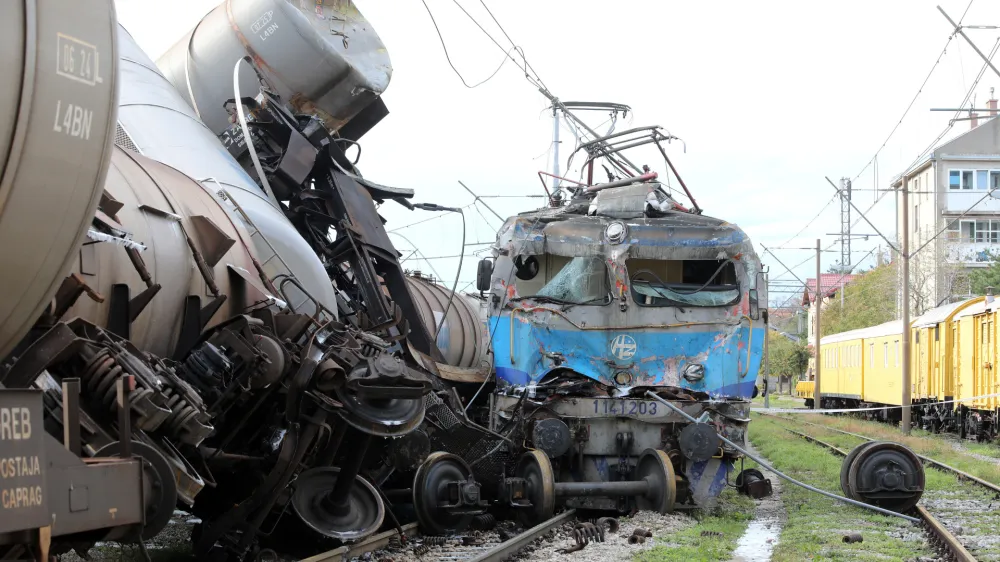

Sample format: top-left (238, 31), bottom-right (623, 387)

top-left (944, 168), bottom-right (1000, 212)
top-left (943, 221), bottom-right (1000, 265)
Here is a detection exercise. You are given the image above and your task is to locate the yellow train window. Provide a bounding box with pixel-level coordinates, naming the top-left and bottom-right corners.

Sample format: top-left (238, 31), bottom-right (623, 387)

top-left (883, 342), bottom-right (888, 367)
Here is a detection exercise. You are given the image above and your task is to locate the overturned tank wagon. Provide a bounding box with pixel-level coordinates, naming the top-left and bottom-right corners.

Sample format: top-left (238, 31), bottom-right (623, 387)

top-left (0, 0), bottom-right (496, 559)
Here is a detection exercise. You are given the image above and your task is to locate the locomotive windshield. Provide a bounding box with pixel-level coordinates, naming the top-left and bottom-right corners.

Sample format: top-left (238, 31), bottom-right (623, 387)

top-left (628, 258), bottom-right (741, 307)
top-left (509, 255), bottom-right (612, 305)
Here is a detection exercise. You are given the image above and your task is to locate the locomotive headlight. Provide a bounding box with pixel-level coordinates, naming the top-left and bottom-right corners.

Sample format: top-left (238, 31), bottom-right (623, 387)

top-left (614, 370), bottom-right (633, 386)
top-left (682, 363), bottom-right (705, 382)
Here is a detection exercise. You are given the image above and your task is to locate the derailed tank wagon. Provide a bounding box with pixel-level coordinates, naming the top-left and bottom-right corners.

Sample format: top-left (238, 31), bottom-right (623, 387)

top-left (0, 0), bottom-right (490, 559)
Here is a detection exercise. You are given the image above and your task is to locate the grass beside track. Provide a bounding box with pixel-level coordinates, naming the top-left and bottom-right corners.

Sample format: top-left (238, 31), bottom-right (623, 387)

top-left (743, 414), bottom-right (935, 561)
top-left (634, 488), bottom-right (754, 562)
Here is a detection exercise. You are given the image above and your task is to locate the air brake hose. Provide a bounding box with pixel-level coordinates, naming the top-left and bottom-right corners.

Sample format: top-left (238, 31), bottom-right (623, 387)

top-left (643, 391), bottom-right (920, 524)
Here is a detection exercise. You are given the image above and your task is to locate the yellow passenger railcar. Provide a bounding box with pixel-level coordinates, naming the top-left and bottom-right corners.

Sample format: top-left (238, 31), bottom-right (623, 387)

top-left (952, 299), bottom-right (1000, 439)
top-left (797, 296), bottom-right (1000, 438)
top-left (911, 299), bottom-right (982, 401)
top-left (857, 321), bottom-right (904, 410)
top-left (818, 330), bottom-right (865, 407)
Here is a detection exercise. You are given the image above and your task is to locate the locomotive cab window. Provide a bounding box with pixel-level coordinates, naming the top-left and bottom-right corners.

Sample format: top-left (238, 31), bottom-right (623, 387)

top-left (509, 254), bottom-right (612, 305)
top-left (627, 258), bottom-right (740, 307)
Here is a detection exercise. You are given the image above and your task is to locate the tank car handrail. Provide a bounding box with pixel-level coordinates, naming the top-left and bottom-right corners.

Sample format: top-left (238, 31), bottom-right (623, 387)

top-left (273, 274), bottom-right (337, 328)
top-left (210, 183), bottom-right (295, 277)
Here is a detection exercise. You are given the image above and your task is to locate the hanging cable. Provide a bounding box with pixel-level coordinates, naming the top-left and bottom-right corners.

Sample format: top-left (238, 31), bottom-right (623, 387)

top-left (411, 203), bottom-right (467, 340)
top-left (420, 0), bottom-right (517, 88)
top-left (851, 0), bottom-right (976, 183)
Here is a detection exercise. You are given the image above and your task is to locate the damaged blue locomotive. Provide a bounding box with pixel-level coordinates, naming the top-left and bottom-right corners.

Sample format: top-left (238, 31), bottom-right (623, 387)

top-left (478, 126), bottom-right (766, 517)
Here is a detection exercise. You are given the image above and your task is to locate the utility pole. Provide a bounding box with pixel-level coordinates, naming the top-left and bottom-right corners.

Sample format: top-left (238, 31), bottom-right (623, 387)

top-left (840, 177), bottom-right (852, 271)
top-left (901, 176), bottom-right (912, 434)
top-left (552, 106), bottom-right (561, 192)
top-left (764, 269), bottom-right (770, 408)
top-left (814, 239), bottom-right (822, 410)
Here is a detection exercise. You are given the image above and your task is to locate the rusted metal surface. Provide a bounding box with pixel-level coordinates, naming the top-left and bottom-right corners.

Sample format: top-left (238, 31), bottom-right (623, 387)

top-left (61, 147), bottom-right (270, 359)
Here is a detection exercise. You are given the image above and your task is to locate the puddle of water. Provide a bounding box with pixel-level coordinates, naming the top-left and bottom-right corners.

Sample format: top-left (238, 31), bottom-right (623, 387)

top-left (730, 518), bottom-right (780, 562)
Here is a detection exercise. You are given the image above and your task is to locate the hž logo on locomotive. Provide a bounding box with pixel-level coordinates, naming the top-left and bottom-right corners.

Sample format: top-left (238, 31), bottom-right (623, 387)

top-left (0, 391), bottom-right (48, 533)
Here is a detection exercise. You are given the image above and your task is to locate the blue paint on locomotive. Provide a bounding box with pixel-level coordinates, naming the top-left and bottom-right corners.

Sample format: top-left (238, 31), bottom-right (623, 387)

top-left (491, 315), bottom-right (764, 399)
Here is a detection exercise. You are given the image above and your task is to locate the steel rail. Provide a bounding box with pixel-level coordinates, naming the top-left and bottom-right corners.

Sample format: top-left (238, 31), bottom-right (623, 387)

top-left (468, 509), bottom-right (577, 562)
top-left (782, 416), bottom-right (1000, 496)
top-left (916, 505), bottom-right (977, 562)
top-left (299, 510), bottom-right (579, 562)
top-left (300, 523), bottom-right (419, 562)
top-left (770, 422), bottom-right (977, 562)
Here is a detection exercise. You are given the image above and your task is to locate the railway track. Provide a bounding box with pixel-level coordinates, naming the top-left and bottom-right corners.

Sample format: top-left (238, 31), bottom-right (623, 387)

top-left (770, 423), bottom-right (977, 561)
top-left (301, 510), bottom-right (580, 562)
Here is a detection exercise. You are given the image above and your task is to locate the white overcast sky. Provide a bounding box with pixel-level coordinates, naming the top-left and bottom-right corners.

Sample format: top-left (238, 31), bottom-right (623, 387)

top-left (115, 0), bottom-right (1000, 304)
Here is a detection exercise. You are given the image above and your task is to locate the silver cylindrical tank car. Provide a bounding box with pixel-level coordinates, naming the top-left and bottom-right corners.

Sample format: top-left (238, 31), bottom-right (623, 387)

top-left (65, 145), bottom-right (271, 359)
top-left (156, 0), bottom-right (391, 136)
top-left (114, 24), bottom-right (337, 319)
top-left (0, 0), bottom-right (119, 358)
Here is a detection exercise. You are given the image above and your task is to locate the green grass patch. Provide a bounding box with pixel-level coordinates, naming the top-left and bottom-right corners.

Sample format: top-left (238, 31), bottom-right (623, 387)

top-left (633, 489), bottom-right (755, 562)
top-left (747, 415), bottom-right (934, 561)
top-left (751, 394), bottom-right (806, 410)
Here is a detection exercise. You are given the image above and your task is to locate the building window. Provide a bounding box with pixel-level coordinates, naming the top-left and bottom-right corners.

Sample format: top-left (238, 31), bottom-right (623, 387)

top-left (914, 204), bottom-right (919, 233)
top-left (978, 170), bottom-right (990, 190)
top-left (949, 169), bottom-right (1000, 190)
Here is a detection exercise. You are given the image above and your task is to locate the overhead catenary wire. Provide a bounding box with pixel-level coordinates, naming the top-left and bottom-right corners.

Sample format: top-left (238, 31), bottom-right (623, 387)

top-left (850, 0), bottom-right (975, 183)
top-left (389, 203), bottom-right (475, 233)
top-left (419, 0), bottom-right (518, 88)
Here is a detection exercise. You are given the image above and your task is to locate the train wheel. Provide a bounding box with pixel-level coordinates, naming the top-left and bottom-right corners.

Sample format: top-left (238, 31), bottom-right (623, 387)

top-left (412, 452), bottom-right (476, 535)
top-left (514, 450), bottom-right (555, 527)
top-left (333, 385), bottom-right (426, 438)
top-left (634, 449), bottom-right (677, 514)
top-left (291, 467), bottom-right (385, 541)
top-left (847, 442), bottom-right (924, 512)
top-left (93, 441), bottom-right (177, 540)
top-left (840, 441), bottom-right (886, 500)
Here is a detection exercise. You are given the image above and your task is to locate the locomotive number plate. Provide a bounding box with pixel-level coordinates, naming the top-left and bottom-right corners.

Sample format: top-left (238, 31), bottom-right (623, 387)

top-left (592, 399), bottom-right (659, 417)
